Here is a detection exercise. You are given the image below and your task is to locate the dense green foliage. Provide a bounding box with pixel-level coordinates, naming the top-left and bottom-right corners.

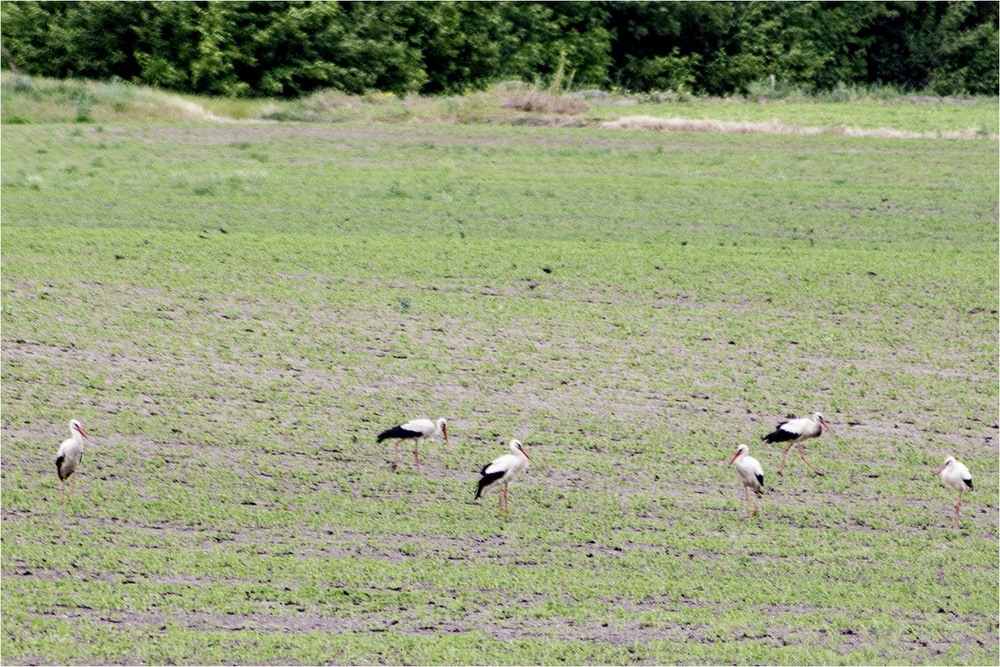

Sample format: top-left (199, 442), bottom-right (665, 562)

top-left (2, 1), bottom-right (996, 97)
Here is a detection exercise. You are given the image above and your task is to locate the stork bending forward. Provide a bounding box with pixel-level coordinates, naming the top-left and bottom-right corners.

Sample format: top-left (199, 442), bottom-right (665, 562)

top-left (377, 417), bottom-right (448, 472)
top-left (935, 456), bottom-right (972, 526)
top-left (729, 444), bottom-right (764, 517)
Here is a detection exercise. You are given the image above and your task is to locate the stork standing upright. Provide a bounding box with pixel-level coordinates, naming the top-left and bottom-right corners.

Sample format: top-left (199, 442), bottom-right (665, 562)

top-left (475, 439), bottom-right (532, 521)
top-left (376, 417), bottom-right (448, 472)
top-left (762, 412), bottom-right (832, 476)
top-left (55, 420), bottom-right (89, 504)
top-left (729, 444), bottom-right (765, 517)
top-left (934, 456), bottom-right (973, 526)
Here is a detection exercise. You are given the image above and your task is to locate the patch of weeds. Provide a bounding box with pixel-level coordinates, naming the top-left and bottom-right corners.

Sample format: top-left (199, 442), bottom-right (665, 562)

top-left (12, 75), bottom-right (33, 92)
top-left (190, 176), bottom-right (220, 196)
top-left (388, 181), bottom-right (410, 198)
top-left (74, 93), bottom-right (94, 123)
top-left (228, 170), bottom-right (268, 191)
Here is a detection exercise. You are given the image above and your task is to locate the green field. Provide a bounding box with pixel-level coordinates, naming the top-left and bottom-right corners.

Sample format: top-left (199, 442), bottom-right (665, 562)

top-left (1, 118), bottom-right (997, 665)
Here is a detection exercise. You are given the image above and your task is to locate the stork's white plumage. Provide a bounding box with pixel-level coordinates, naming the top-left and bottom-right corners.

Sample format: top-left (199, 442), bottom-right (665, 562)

top-left (377, 417), bottom-right (448, 472)
top-left (475, 439), bottom-right (532, 520)
top-left (935, 456), bottom-right (973, 526)
top-left (729, 444), bottom-right (765, 517)
top-left (762, 411), bottom-right (832, 476)
top-left (55, 420), bottom-right (89, 504)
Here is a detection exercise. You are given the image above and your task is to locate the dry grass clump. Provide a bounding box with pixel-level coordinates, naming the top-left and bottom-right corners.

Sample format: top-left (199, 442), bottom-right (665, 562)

top-left (502, 90), bottom-right (588, 115)
top-left (511, 114), bottom-right (584, 127)
top-left (166, 98), bottom-right (240, 123)
top-left (307, 89), bottom-right (361, 112)
top-left (599, 114), bottom-right (996, 139)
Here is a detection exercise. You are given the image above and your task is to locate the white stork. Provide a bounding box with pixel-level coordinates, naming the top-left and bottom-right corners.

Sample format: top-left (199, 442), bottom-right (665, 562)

top-left (56, 419), bottom-right (89, 504)
top-left (762, 411), bottom-right (832, 476)
top-left (729, 444), bottom-right (764, 517)
top-left (934, 456), bottom-right (973, 526)
top-left (474, 439), bottom-right (532, 520)
top-left (376, 417), bottom-right (448, 472)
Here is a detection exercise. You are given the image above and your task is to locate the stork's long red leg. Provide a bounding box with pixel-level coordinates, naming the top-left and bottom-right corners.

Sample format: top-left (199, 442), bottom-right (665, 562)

top-left (798, 445), bottom-right (823, 476)
top-left (413, 441), bottom-right (420, 473)
top-left (393, 440), bottom-right (402, 469)
top-left (778, 443), bottom-right (793, 476)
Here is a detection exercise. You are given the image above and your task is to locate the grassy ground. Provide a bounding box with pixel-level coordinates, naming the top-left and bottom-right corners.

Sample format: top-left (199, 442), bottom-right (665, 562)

top-left (1, 116), bottom-right (997, 665)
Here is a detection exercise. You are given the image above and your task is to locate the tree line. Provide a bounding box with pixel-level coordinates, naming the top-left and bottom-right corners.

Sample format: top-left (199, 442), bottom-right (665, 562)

top-left (2, 1), bottom-right (996, 98)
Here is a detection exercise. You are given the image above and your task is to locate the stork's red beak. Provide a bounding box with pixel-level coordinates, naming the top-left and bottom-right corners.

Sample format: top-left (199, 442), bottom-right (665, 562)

top-left (442, 425), bottom-right (449, 444)
top-left (520, 445), bottom-right (532, 461)
top-left (934, 462), bottom-right (947, 476)
top-left (728, 450), bottom-right (741, 465)
top-left (76, 426), bottom-right (89, 440)
top-left (820, 418), bottom-right (833, 434)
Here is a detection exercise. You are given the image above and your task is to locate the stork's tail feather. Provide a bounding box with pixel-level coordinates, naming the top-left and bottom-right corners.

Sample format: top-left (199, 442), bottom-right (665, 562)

top-left (377, 425), bottom-right (410, 442)
top-left (762, 428), bottom-right (796, 444)
top-left (475, 469), bottom-right (506, 500)
top-left (55, 455), bottom-right (65, 480)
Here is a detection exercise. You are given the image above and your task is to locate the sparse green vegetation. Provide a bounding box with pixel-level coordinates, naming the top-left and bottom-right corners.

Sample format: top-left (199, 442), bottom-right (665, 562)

top-left (1, 114), bottom-right (997, 665)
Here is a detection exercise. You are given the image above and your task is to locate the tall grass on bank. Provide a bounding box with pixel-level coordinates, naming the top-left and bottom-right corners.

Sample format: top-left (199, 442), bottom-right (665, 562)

top-left (1, 71), bottom-right (997, 137)
top-left (0, 73), bottom-right (266, 124)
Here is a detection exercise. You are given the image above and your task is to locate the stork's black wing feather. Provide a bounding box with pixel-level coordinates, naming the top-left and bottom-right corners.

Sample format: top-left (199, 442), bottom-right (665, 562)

top-left (55, 455), bottom-right (65, 480)
top-left (475, 469), bottom-right (507, 500)
top-left (762, 424), bottom-right (796, 443)
top-left (376, 425), bottom-right (422, 442)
